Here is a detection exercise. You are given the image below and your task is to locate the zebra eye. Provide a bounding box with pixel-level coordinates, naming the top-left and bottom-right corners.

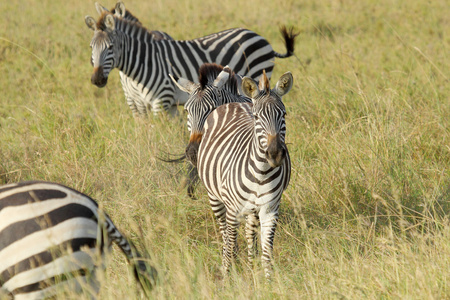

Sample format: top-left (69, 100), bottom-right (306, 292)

top-left (254, 114), bottom-right (259, 120)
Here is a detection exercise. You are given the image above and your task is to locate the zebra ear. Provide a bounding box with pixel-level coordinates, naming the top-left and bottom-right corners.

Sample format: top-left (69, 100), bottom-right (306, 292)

top-left (241, 77), bottom-right (260, 99)
top-left (95, 2), bottom-right (109, 15)
top-left (85, 16), bottom-right (98, 31)
top-left (169, 74), bottom-right (198, 94)
top-left (274, 72), bottom-right (293, 97)
top-left (114, 1), bottom-right (126, 18)
top-left (104, 14), bottom-right (115, 30)
top-left (213, 67), bottom-right (231, 89)
top-left (258, 70), bottom-right (270, 93)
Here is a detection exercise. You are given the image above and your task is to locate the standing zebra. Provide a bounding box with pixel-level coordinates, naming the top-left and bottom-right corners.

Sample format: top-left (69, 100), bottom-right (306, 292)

top-left (167, 63), bottom-right (250, 198)
top-left (170, 63), bottom-right (251, 167)
top-left (0, 181), bottom-right (156, 299)
top-left (84, 10), bottom-right (297, 115)
top-left (197, 71), bottom-right (293, 278)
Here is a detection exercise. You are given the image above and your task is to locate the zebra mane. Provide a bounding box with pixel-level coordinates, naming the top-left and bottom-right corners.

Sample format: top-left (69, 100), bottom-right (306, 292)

top-left (110, 6), bottom-right (142, 25)
top-left (198, 63), bottom-right (239, 95)
top-left (96, 12), bottom-right (157, 41)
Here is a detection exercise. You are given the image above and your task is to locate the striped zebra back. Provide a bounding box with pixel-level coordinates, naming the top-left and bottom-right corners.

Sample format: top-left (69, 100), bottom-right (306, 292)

top-left (0, 181), bottom-right (156, 298)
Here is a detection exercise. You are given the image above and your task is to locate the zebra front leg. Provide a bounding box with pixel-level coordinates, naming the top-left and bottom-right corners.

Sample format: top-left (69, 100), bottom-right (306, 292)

top-left (222, 215), bottom-right (239, 275)
top-left (209, 197), bottom-right (228, 257)
top-left (245, 213), bottom-right (259, 268)
top-left (259, 210), bottom-right (279, 279)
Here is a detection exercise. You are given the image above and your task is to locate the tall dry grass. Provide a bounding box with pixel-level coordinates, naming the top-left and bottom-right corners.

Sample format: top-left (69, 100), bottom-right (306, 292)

top-left (0, 0), bottom-right (449, 298)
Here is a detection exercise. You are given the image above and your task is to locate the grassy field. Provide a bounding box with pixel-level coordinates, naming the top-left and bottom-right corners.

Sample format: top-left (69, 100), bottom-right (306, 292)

top-left (1, 0), bottom-right (449, 298)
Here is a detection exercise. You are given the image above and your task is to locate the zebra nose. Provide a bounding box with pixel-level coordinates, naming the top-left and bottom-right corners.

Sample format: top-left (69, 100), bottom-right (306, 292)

top-left (266, 134), bottom-right (286, 168)
top-left (91, 67), bottom-right (108, 87)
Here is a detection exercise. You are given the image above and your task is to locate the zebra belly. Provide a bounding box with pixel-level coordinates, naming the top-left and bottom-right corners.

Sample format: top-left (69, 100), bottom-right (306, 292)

top-left (120, 72), bottom-right (188, 114)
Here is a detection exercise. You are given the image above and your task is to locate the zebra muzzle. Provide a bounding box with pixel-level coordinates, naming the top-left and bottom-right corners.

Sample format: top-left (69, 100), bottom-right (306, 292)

top-left (91, 66), bottom-right (108, 87)
top-left (266, 134), bottom-right (286, 168)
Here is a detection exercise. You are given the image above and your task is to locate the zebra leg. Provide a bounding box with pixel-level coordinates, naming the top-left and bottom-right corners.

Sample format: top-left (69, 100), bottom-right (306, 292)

top-left (245, 213), bottom-right (259, 267)
top-left (259, 210), bottom-right (279, 279)
top-left (209, 196), bottom-right (227, 258)
top-left (222, 215), bottom-right (239, 275)
top-left (186, 164), bottom-right (200, 199)
top-left (126, 96), bottom-right (139, 116)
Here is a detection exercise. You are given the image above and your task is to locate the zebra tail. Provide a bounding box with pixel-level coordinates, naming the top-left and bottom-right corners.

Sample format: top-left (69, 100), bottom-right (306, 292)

top-left (131, 256), bottom-right (158, 295)
top-left (273, 26), bottom-right (300, 59)
top-left (156, 152), bottom-right (187, 164)
top-left (107, 221), bottom-right (158, 293)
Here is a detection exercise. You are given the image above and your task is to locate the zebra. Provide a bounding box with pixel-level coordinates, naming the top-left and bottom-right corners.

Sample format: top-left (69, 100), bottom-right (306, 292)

top-left (165, 63), bottom-right (251, 198)
top-left (196, 70), bottom-right (293, 278)
top-left (170, 63), bottom-right (251, 167)
top-left (0, 181), bottom-right (156, 299)
top-left (84, 9), bottom-right (297, 115)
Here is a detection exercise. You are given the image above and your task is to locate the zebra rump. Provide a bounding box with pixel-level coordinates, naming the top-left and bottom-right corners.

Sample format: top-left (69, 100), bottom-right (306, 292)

top-left (0, 181), bottom-right (156, 299)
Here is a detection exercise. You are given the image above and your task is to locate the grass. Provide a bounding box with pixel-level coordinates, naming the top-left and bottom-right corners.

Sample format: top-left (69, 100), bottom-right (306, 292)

top-left (1, 0), bottom-right (449, 298)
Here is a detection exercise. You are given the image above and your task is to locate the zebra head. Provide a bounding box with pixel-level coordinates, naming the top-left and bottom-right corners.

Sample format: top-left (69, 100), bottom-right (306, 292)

top-left (171, 64), bottom-right (244, 166)
top-left (242, 70), bottom-right (293, 168)
top-left (85, 13), bottom-right (120, 88)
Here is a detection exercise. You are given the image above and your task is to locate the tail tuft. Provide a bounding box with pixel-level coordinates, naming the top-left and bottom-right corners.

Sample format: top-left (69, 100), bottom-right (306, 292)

top-left (274, 26), bottom-right (300, 59)
top-left (133, 258), bottom-right (158, 293)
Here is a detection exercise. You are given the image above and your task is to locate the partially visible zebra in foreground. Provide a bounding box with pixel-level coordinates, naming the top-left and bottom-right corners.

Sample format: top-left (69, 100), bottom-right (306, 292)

top-left (85, 7), bottom-right (297, 115)
top-left (0, 181), bottom-right (156, 299)
top-left (196, 71), bottom-right (293, 278)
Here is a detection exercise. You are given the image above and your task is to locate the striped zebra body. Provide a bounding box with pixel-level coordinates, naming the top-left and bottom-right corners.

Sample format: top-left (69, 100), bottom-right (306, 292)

top-left (92, 2), bottom-right (176, 115)
top-left (168, 63), bottom-right (251, 198)
top-left (0, 181), bottom-right (156, 299)
top-left (197, 71), bottom-right (293, 278)
top-left (171, 63), bottom-right (251, 166)
top-left (85, 11), bottom-right (297, 114)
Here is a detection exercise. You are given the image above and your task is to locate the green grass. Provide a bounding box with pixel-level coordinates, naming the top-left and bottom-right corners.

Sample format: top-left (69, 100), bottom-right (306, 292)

top-left (1, 0), bottom-right (449, 298)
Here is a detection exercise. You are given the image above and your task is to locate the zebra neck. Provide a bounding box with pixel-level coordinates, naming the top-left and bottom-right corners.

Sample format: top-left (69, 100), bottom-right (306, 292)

top-left (113, 20), bottom-right (158, 80)
top-left (115, 31), bottom-right (156, 82)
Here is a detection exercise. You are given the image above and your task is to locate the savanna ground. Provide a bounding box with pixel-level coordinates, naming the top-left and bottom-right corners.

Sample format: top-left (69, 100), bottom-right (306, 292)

top-left (0, 0), bottom-right (449, 298)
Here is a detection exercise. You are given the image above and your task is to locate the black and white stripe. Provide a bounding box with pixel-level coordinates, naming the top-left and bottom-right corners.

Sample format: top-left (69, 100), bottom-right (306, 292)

top-left (95, 1), bottom-right (174, 41)
top-left (196, 71), bottom-right (293, 278)
top-left (170, 63), bottom-right (251, 166)
top-left (0, 181), bottom-right (156, 299)
top-left (85, 8), bottom-right (297, 115)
